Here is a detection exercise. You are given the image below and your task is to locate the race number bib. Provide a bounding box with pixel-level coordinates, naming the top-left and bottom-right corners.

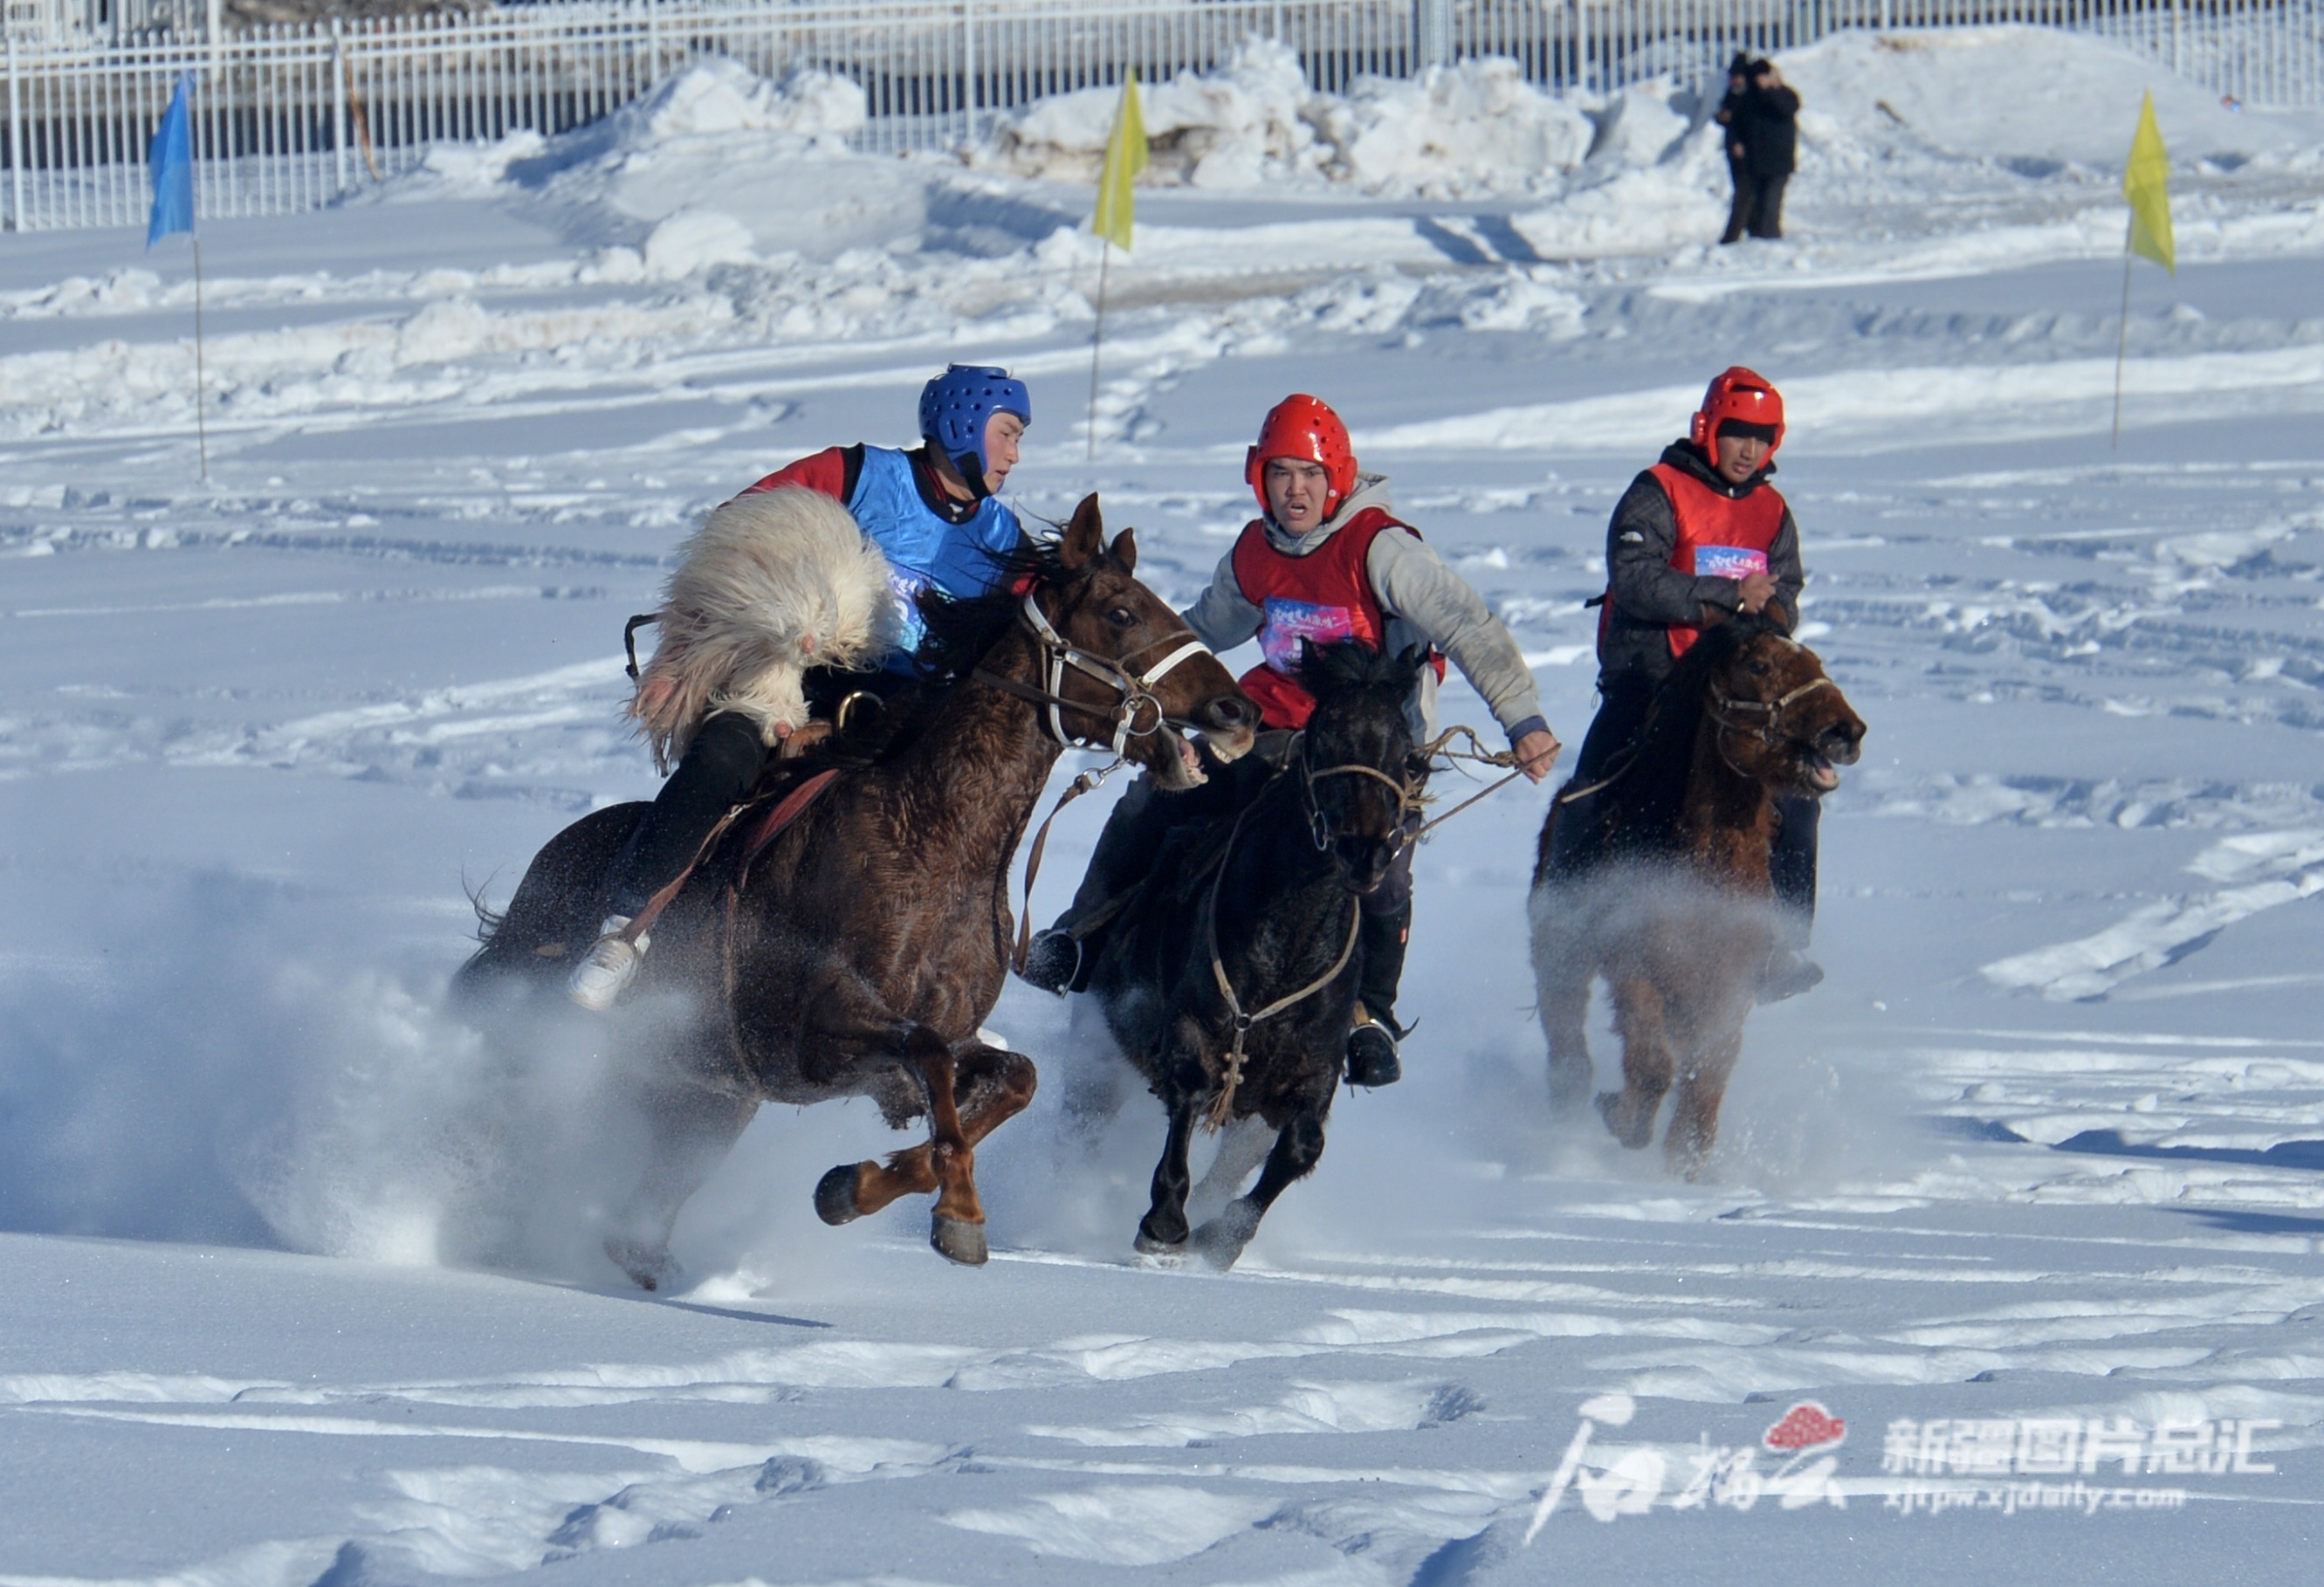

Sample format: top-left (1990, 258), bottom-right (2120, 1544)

top-left (1259, 598), bottom-right (1358, 674)
top-left (1695, 546), bottom-right (1769, 581)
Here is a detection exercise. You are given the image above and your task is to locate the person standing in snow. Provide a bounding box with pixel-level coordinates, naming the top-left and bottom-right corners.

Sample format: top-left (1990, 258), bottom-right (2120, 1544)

top-left (1557, 366), bottom-right (1823, 1000)
top-left (1715, 53), bottom-right (1758, 246)
top-left (1017, 394), bottom-right (1562, 1085)
top-left (567, 364), bottom-right (1034, 1011)
top-left (1729, 60), bottom-right (1800, 242)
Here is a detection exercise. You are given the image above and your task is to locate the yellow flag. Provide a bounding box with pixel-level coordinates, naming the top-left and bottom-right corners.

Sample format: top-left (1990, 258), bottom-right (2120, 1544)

top-left (2122, 91), bottom-right (2175, 275)
top-left (1092, 72), bottom-right (1147, 253)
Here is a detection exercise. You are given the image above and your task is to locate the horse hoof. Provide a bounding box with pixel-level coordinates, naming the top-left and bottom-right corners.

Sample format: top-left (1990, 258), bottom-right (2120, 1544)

top-left (1595, 1089), bottom-right (1654, 1151)
top-left (1133, 1231), bottom-right (1187, 1258)
top-left (931, 1214), bottom-right (989, 1267)
top-left (605, 1237), bottom-right (674, 1293)
top-left (1190, 1199), bottom-right (1262, 1270)
top-left (814, 1164), bottom-right (864, 1226)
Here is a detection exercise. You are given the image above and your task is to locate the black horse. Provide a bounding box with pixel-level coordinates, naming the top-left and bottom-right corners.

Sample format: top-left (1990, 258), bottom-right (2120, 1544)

top-left (1087, 641), bottom-right (1425, 1268)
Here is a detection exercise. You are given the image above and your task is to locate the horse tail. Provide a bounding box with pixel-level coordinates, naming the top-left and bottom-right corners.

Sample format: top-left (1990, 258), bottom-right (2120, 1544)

top-left (628, 488), bottom-right (902, 772)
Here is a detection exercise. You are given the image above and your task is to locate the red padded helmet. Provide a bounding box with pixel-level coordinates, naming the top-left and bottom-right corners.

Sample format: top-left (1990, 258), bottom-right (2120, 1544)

top-left (1688, 366), bottom-right (1786, 458)
top-left (1246, 394), bottom-right (1358, 516)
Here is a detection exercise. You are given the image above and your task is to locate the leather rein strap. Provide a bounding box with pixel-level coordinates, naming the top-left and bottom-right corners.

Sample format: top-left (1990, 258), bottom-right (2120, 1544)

top-left (1201, 787), bottom-right (1363, 1131)
top-left (617, 766), bottom-right (841, 947)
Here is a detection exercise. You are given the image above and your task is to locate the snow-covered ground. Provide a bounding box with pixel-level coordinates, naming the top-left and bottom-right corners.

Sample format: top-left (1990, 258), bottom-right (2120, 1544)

top-left (3, 25), bottom-right (2321, 1584)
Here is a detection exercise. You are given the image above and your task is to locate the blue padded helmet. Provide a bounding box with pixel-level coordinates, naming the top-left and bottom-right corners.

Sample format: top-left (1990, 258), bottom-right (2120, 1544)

top-left (918, 364), bottom-right (1031, 498)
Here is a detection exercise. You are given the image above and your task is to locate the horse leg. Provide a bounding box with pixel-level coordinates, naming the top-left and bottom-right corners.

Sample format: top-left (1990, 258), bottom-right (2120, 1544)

top-left (1597, 977), bottom-right (1674, 1151)
top-left (1667, 1025), bottom-right (1745, 1181)
top-left (603, 1077), bottom-right (760, 1291)
top-left (1530, 883), bottom-right (1596, 1116)
top-left (1134, 1069), bottom-right (1205, 1255)
top-left (1192, 1104), bottom-right (1325, 1271)
top-left (822, 1041), bottom-right (1038, 1232)
top-left (807, 1025), bottom-right (996, 1266)
top-left (1187, 1115), bottom-right (1275, 1222)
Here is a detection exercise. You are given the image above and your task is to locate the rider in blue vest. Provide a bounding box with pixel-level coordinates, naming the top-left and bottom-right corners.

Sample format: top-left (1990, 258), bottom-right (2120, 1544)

top-left (568, 366), bottom-right (1033, 1010)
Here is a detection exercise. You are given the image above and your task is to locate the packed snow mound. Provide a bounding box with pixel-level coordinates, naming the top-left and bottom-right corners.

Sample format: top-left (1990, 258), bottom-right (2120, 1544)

top-left (604, 55), bottom-right (867, 148)
top-left (978, 38), bottom-right (1608, 196)
top-left (1313, 57), bottom-right (1597, 192)
top-left (1779, 27), bottom-right (2324, 172)
top-left (983, 38), bottom-right (1320, 189)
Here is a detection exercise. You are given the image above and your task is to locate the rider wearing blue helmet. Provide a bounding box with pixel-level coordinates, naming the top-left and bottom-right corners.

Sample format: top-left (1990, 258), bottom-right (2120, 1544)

top-left (567, 366), bottom-right (1034, 1010)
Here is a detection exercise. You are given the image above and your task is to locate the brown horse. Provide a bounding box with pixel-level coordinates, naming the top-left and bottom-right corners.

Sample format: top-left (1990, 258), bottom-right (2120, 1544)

top-left (455, 498), bottom-right (1257, 1282)
top-left (1528, 615), bottom-right (1865, 1177)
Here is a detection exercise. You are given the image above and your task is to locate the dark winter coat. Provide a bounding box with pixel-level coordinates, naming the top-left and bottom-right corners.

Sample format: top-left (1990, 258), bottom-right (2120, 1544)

top-left (1595, 442), bottom-right (1805, 690)
top-left (1715, 85), bottom-right (1750, 170)
top-left (1737, 84), bottom-right (1801, 178)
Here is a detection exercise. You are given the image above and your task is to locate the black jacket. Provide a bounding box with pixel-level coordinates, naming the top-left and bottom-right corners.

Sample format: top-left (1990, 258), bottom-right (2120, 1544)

top-left (1715, 86), bottom-right (1750, 169)
top-left (1596, 442), bottom-right (1805, 690)
top-left (1736, 84), bottom-right (1801, 178)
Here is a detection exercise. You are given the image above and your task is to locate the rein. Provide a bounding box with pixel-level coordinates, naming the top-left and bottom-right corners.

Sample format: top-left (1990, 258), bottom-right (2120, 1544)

top-left (1200, 788), bottom-right (1363, 1130)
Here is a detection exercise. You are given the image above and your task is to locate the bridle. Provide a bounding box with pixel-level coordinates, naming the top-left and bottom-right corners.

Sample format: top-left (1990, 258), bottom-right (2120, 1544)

top-left (1705, 661), bottom-right (1837, 778)
top-left (973, 587), bottom-right (1214, 756)
top-left (1296, 734), bottom-right (1421, 858)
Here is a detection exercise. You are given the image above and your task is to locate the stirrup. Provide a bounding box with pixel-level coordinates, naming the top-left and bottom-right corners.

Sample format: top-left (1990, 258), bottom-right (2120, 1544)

top-left (567, 916), bottom-right (649, 1012)
top-left (1018, 927), bottom-right (1082, 997)
top-left (1344, 1003), bottom-right (1403, 1088)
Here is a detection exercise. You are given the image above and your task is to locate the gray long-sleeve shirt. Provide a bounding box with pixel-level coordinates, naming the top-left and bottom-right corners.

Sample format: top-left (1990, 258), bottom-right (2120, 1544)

top-left (1182, 473), bottom-right (1548, 744)
top-left (1598, 442), bottom-right (1804, 690)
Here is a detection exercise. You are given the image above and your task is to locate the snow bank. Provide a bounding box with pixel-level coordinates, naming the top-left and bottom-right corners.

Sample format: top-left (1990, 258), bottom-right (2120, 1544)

top-left (1782, 26), bottom-right (2324, 172)
top-left (978, 38), bottom-right (1608, 197)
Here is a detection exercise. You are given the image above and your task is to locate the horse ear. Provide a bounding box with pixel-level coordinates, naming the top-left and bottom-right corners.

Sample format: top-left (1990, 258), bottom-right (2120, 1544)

top-left (1700, 601), bottom-right (1734, 630)
top-left (1110, 526), bottom-right (1138, 572)
top-left (1060, 494), bottom-right (1104, 569)
top-left (1396, 642), bottom-right (1428, 677)
top-left (1298, 635), bottom-right (1319, 670)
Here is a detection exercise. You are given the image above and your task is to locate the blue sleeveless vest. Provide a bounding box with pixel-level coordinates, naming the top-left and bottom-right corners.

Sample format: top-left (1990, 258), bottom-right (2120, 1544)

top-left (845, 445), bottom-right (1021, 661)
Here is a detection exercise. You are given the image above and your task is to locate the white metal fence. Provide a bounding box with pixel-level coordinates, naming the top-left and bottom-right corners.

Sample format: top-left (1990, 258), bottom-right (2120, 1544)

top-left (5, 0), bottom-right (2321, 232)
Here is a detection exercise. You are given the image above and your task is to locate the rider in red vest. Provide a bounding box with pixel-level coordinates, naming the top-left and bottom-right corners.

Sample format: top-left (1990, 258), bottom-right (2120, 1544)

top-left (1562, 366), bottom-right (1822, 1000)
top-left (1021, 395), bottom-right (1562, 1085)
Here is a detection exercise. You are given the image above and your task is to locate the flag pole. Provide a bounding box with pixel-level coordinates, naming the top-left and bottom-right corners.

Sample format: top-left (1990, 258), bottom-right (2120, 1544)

top-left (193, 232), bottom-right (210, 481)
top-left (2110, 223), bottom-right (2133, 450)
top-left (1087, 241), bottom-right (1111, 462)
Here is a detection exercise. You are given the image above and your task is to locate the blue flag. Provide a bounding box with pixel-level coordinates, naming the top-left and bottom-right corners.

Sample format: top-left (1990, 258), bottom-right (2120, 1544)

top-left (147, 72), bottom-right (195, 248)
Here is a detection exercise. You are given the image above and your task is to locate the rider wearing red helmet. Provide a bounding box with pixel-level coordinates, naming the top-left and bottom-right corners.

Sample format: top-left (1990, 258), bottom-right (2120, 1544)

top-left (1561, 366), bottom-right (1822, 998)
top-left (1021, 394), bottom-right (1562, 1085)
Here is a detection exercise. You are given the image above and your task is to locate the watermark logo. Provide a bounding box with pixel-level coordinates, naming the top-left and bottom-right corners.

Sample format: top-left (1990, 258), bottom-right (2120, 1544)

top-left (1763, 1401), bottom-right (1846, 1453)
top-left (1520, 1400), bottom-right (2278, 1534)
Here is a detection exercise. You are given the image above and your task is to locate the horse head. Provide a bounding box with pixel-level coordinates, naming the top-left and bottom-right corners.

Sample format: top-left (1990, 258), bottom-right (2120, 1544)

top-left (1030, 495), bottom-right (1258, 791)
top-left (1294, 639), bottom-right (1427, 895)
top-left (1700, 616), bottom-right (1866, 795)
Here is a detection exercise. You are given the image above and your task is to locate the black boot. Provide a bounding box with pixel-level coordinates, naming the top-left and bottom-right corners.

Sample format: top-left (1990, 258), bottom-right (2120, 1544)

top-left (1759, 794), bottom-right (1823, 1004)
top-left (1020, 929), bottom-right (1083, 996)
top-left (1346, 903), bottom-right (1411, 1088)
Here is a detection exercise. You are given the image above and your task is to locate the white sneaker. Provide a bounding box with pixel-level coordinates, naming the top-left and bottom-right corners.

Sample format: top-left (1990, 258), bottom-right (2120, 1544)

top-left (567, 916), bottom-right (648, 1012)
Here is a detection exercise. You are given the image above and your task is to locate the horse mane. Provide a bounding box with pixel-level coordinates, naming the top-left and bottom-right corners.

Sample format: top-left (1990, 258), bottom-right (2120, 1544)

top-left (780, 534), bottom-right (1072, 768)
top-left (911, 536), bottom-right (1070, 686)
top-left (1602, 614), bottom-right (1780, 855)
top-left (1295, 638), bottom-right (1426, 706)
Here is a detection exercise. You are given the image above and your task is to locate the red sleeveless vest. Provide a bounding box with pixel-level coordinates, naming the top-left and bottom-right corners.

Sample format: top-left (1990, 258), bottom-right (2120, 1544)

top-left (1601, 463), bottom-right (1786, 661)
top-left (1230, 506), bottom-right (1421, 731)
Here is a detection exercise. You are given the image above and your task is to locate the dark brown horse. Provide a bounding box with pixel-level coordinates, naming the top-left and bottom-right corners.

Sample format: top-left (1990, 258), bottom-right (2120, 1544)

top-left (456, 498), bottom-right (1257, 1282)
top-left (1529, 616), bottom-right (1865, 1177)
top-left (1089, 642), bottom-right (1424, 1268)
